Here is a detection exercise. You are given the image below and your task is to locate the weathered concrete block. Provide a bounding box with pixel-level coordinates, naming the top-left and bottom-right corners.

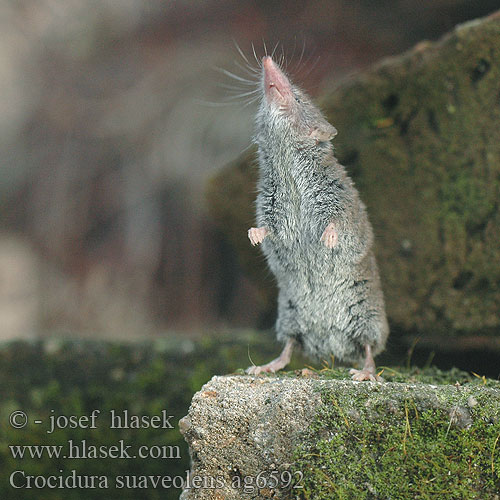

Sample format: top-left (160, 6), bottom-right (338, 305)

top-left (180, 371), bottom-right (500, 499)
top-left (207, 11), bottom-right (500, 346)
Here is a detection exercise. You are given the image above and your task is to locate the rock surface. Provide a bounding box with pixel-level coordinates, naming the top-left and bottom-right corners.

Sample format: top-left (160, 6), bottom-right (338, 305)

top-left (180, 372), bottom-right (500, 499)
top-left (207, 11), bottom-right (500, 346)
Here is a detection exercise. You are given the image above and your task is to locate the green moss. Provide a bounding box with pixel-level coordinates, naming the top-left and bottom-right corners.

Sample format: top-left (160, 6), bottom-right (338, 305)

top-left (246, 364), bottom-right (500, 389)
top-left (320, 365), bottom-right (500, 388)
top-left (292, 381), bottom-right (500, 499)
top-left (4, 337), bottom-right (498, 500)
top-left (0, 332), bottom-right (297, 500)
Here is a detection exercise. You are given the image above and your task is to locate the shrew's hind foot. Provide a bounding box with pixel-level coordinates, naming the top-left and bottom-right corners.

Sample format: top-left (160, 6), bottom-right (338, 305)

top-left (246, 338), bottom-right (295, 376)
top-left (349, 368), bottom-right (383, 382)
top-left (246, 358), bottom-right (286, 375)
top-left (349, 344), bottom-right (384, 382)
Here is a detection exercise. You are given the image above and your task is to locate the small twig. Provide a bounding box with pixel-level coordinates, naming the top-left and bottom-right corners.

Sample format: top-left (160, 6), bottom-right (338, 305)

top-left (247, 345), bottom-right (256, 368)
top-left (403, 401), bottom-right (412, 455)
top-left (330, 395), bottom-right (350, 429)
top-left (491, 432), bottom-right (500, 475)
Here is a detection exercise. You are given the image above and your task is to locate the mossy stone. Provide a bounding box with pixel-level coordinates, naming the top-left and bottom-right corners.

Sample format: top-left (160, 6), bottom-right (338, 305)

top-left (206, 12), bottom-right (500, 345)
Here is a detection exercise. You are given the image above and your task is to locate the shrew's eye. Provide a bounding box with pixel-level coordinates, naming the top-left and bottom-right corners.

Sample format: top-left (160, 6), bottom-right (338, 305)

top-left (294, 96), bottom-right (301, 103)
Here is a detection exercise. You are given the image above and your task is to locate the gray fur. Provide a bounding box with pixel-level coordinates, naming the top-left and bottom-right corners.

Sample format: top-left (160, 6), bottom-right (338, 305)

top-left (253, 63), bottom-right (389, 364)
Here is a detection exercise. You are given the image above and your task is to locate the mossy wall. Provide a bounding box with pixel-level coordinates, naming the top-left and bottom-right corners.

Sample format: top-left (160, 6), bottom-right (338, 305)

top-left (294, 369), bottom-right (500, 499)
top-left (179, 369), bottom-right (500, 500)
top-left (0, 334), bottom-right (291, 500)
top-left (207, 12), bottom-right (500, 345)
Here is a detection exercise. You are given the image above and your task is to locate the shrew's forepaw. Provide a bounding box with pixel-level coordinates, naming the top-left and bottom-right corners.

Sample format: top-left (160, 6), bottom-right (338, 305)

top-left (248, 227), bottom-right (269, 246)
top-left (320, 222), bottom-right (338, 248)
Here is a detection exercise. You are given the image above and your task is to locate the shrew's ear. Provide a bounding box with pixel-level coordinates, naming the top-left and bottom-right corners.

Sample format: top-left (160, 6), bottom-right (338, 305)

top-left (309, 122), bottom-right (337, 142)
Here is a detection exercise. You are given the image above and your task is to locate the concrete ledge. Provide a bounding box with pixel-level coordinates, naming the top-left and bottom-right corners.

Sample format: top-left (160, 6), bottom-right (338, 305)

top-left (180, 372), bottom-right (500, 499)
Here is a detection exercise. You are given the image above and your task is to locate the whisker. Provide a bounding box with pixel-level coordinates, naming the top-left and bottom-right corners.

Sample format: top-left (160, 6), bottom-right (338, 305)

top-left (271, 41), bottom-right (280, 59)
top-left (239, 58), bottom-right (259, 72)
top-left (194, 99), bottom-right (239, 108)
top-left (279, 45), bottom-right (286, 70)
top-left (233, 39), bottom-right (251, 66)
top-left (196, 92), bottom-right (261, 107)
top-left (234, 60), bottom-right (259, 77)
top-left (251, 42), bottom-right (260, 66)
top-left (294, 38), bottom-right (307, 72)
top-left (241, 96), bottom-right (261, 108)
top-left (299, 49), bottom-right (317, 77)
top-left (225, 89), bottom-right (261, 99)
top-left (219, 78), bottom-right (258, 89)
top-left (218, 80), bottom-right (256, 89)
top-left (218, 86), bottom-right (259, 96)
top-left (281, 45), bottom-right (286, 69)
top-left (289, 36), bottom-right (298, 65)
top-left (218, 68), bottom-right (255, 84)
top-left (262, 38), bottom-right (268, 57)
top-left (238, 140), bottom-right (256, 155)
top-left (233, 41), bottom-right (262, 76)
top-left (302, 55), bottom-right (321, 79)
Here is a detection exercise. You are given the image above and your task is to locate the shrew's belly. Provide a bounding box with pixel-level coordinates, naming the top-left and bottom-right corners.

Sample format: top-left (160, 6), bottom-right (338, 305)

top-left (261, 233), bottom-right (340, 290)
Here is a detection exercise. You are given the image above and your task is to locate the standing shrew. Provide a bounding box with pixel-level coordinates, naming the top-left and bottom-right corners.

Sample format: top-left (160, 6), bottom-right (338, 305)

top-left (246, 55), bottom-right (389, 381)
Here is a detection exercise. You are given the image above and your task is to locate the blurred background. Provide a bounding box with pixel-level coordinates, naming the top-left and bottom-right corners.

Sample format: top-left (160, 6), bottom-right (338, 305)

top-left (1, 4), bottom-right (500, 499)
top-left (1, 0), bottom-right (499, 340)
